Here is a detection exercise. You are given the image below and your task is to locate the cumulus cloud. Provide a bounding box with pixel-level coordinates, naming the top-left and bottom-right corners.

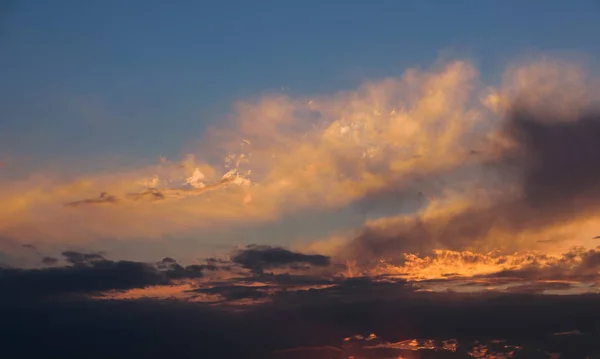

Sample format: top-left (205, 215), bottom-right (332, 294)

top-left (335, 61), bottom-right (600, 265)
top-left (1, 57), bottom-right (600, 279)
top-left (0, 59), bottom-right (486, 246)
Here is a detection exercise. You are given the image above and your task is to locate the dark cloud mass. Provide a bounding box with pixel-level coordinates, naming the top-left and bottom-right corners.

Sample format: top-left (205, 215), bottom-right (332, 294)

top-left (508, 106), bottom-right (600, 208)
top-left (3, 246), bottom-right (600, 357)
top-left (342, 103), bottom-right (600, 263)
top-left (62, 250), bottom-right (107, 266)
top-left (3, 285), bottom-right (600, 358)
top-left (41, 256), bottom-right (58, 265)
top-left (0, 251), bottom-right (213, 299)
top-left (156, 256), bottom-right (216, 279)
top-left (231, 245), bottom-right (331, 274)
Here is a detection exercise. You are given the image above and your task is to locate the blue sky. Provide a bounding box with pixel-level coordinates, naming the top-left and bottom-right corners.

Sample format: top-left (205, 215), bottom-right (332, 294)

top-left (1, 0), bottom-right (599, 168)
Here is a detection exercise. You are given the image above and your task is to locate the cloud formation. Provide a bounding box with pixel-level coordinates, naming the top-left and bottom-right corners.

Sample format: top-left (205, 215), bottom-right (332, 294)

top-left (1, 57), bottom-right (599, 277)
top-left (334, 62), bottom-right (600, 264)
top-left (231, 244), bottom-right (331, 274)
top-left (0, 59), bottom-right (485, 247)
top-left (0, 251), bottom-right (217, 300)
top-left (6, 285), bottom-right (600, 359)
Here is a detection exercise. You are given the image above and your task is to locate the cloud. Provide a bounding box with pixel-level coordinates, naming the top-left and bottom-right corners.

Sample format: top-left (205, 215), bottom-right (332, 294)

top-left (504, 281), bottom-right (573, 294)
top-left (231, 245), bottom-right (331, 275)
top-left (4, 289), bottom-right (600, 358)
top-left (62, 250), bottom-right (106, 265)
top-left (191, 284), bottom-right (270, 301)
top-left (358, 246), bottom-right (600, 294)
top-left (65, 171), bottom-right (248, 207)
top-left (0, 251), bottom-right (218, 299)
top-left (41, 256), bottom-right (58, 265)
top-left (0, 59), bottom-right (488, 247)
top-left (335, 60), bottom-right (600, 265)
top-left (1, 56), bottom-right (599, 281)
top-left (2, 245), bottom-right (600, 358)
top-left (65, 192), bottom-right (118, 207)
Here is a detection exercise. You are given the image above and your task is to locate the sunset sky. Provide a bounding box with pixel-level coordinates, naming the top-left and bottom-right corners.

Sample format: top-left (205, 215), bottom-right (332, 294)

top-left (2, 0), bottom-right (600, 264)
top-left (2, 2), bottom-right (600, 358)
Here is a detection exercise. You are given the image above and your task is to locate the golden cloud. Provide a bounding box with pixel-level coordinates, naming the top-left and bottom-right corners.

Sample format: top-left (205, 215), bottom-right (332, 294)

top-left (1, 56), bottom-right (599, 268)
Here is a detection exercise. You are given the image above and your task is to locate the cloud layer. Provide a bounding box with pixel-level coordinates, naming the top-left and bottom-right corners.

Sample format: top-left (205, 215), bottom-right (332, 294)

top-left (1, 57), bottom-right (599, 275)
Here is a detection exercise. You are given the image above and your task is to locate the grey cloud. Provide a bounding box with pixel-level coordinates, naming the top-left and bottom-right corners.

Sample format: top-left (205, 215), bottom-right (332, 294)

top-left (41, 256), bottom-right (58, 265)
top-left (65, 192), bottom-right (118, 207)
top-left (505, 281), bottom-right (574, 294)
top-left (62, 250), bottom-right (107, 266)
top-left (231, 245), bottom-right (331, 275)
top-left (4, 288), bottom-right (600, 359)
top-left (0, 252), bottom-right (219, 299)
top-left (506, 105), bottom-right (600, 209)
top-left (191, 285), bottom-right (270, 301)
top-left (3, 249), bottom-right (600, 358)
top-left (476, 247), bottom-right (600, 284)
top-left (156, 257), bottom-right (217, 279)
top-left (340, 101), bottom-right (600, 264)
top-left (0, 260), bottom-right (167, 298)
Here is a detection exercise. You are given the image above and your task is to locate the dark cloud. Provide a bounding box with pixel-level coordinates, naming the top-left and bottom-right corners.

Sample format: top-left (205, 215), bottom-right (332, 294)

top-left (506, 105), bottom-right (600, 209)
top-left (207, 257), bottom-right (229, 264)
top-left (125, 188), bottom-right (165, 201)
top-left (341, 102), bottom-right (600, 263)
top-left (3, 291), bottom-right (600, 359)
top-left (0, 261), bottom-right (167, 299)
top-left (2, 248), bottom-right (600, 358)
top-left (505, 281), bottom-right (574, 294)
top-left (248, 273), bottom-right (335, 286)
top-left (231, 245), bottom-right (331, 274)
top-left (0, 252), bottom-right (218, 299)
top-left (155, 257), bottom-right (215, 279)
top-left (64, 192), bottom-right (118, 207)
top-left (41, 256), bottom-right (58, 265)
top-left (537, 238), bottom-right (566, 243)
top-left (62, 250), bottom-right (107, 266)
top-left (0, 299), bottom-right (273, 359)
top-left (187, 263), bottom-right (219, 272)
top-left (192, 285), bottom-right (270, 301)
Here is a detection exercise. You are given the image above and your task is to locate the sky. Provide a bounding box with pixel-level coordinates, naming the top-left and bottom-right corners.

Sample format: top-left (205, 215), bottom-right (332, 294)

top-left (3, 1), bottom-right (600, 358)
top-left (2, 0), bottom-right (600, 163)
top-left (2, 0), bottom-right (600, 264)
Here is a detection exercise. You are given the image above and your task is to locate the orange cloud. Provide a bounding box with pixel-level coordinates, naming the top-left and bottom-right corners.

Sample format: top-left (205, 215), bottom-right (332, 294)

top-left (1, 56), bottom-right (599, 271)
